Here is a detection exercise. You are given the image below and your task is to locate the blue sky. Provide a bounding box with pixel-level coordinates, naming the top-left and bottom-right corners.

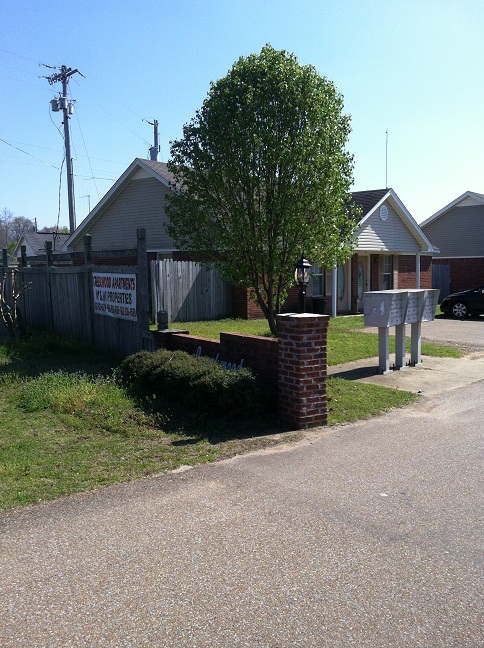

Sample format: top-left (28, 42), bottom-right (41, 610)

top-left (1, 0), bottom-right (482, 229)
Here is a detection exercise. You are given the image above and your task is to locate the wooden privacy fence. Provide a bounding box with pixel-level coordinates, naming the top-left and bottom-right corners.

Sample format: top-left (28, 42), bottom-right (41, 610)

top-left (15, 229), bottom-right (153, 357)
top-left (151, 259), bottom-right (232, 323)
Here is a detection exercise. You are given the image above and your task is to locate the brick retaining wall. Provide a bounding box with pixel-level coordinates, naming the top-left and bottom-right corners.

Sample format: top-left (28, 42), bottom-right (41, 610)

top-left (153, 313), bottom-right (329, 429)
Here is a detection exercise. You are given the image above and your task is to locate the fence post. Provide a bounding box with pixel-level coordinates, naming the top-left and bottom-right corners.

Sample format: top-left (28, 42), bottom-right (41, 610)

top-left (277, 313), bottom-right (329, 429)
top-left (83, 234), bottom-right (92, 266)
top-left (82, 234), bottom-right (94, 345)
top-left (137, 228), bottom-right (152, 350)
top-left (45, 241), bottom-right (53, 267)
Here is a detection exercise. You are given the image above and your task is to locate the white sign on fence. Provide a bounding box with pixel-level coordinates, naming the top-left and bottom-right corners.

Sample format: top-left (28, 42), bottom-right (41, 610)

top-left (93, 272), bottom-right (137, 321)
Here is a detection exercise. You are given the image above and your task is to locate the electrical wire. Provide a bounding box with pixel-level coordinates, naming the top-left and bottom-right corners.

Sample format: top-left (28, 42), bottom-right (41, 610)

top-left (0, 137), bottom-right (59, 169)
top-left (72, 77), bottom-right (152, 147)
top-left (48, 103), bottom-right (65, 142)
top-left (56, 157), bottom-right (65, 233)
top-left (74, 107), bottom-right (100, 201)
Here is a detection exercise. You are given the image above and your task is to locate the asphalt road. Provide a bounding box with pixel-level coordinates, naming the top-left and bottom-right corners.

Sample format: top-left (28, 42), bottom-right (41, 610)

top-left (1, 380), bottom-right (483, 647)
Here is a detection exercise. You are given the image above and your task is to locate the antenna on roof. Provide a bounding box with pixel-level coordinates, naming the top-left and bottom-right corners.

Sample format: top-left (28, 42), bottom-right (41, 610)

top-left (385, 129), bottom-right (388, 188)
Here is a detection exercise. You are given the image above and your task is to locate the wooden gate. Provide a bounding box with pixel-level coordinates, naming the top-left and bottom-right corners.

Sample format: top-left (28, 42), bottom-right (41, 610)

top-left (151, 260), bottom-right (232, 323)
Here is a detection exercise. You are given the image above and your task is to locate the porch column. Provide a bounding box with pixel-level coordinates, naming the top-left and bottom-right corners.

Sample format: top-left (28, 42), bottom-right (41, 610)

top-left (366, 255), bottom-right (371, 292)
top-left (331, 267), bottom-right (337, 317)
top-left (347, 259), bottom-right (352, 312)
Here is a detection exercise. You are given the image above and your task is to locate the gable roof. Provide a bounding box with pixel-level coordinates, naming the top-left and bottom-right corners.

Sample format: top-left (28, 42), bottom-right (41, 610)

top-left (352, 188), bottom-right (438, 253)
top-left (420, 191), bottom-right (484, 228)
top-left (63, 158), bottom-right (173, 250)
top-left (12, 231), bottom-right (70, 258)
top-left (351, 189), bottom-right (389, 218)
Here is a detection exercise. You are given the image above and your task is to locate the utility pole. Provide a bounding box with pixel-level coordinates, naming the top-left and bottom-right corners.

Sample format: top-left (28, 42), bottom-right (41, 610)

top-left (46, 65), bottom-right (84, 234)
top-left (385, 129), bottom-right (388, 189)
top-left (148, 119), bottom-right (160, 161)
top-left (81, 193), bottom-right (91, 213)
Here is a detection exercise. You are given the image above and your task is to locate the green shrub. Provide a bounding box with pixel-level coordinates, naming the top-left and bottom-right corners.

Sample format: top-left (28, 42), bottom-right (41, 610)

top-left (118, 349), bottom-right (275, 417)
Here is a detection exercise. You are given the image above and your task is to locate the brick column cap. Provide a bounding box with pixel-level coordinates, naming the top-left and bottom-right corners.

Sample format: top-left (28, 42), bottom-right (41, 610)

top-left (277, 313), bottom-right (329, 321)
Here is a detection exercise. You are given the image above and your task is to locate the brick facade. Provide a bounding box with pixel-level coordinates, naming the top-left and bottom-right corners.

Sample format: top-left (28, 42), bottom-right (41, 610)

top-left (433, 258), bottom-right (484, 293)
top-left (397, 255), bottom-right (432, 289)
top-left (153, 330), bottom-right (278, 383)
top-left (277, 314), bottom-right (329, 429)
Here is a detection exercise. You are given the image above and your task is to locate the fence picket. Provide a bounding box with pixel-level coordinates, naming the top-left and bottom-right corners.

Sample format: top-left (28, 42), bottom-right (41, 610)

top-left (150, 260), bottom-right (232, 323)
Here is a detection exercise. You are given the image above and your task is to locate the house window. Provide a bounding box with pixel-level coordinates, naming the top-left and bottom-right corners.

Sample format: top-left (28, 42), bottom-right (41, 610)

top-left (380, 255), bottom-right (393, 290)
top-left (311, 265), bottom-right (324, 296)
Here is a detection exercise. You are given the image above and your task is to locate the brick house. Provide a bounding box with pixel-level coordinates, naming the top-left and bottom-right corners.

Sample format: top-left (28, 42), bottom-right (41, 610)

top-left (420, 191), bottom-right (484, 299)
top-left (310, 188), bottom-right (438, 316)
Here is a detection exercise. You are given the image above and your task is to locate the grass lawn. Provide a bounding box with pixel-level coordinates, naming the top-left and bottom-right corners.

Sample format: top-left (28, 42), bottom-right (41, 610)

top-left (169, 315), bottom-right (461, 365)
top-left (1, 317), bottom-right (455, 511)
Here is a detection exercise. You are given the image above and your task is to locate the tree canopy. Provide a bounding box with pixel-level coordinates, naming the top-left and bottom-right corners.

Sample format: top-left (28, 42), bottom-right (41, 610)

top-left (166, 45), bottom-right (359, 334)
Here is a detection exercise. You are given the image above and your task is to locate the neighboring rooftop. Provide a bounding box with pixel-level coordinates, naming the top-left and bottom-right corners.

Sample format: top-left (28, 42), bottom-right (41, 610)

top-left (15, 231), bottom-right (70, 255)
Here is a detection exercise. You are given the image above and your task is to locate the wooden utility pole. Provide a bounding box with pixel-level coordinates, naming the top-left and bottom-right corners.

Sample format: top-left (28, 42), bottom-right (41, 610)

top-left (46, 65), bottom-right (84, 234)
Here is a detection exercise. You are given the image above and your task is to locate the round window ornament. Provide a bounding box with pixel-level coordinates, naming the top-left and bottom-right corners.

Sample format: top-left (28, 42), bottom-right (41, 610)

top-left (380, 205), bottom-right (389, 222)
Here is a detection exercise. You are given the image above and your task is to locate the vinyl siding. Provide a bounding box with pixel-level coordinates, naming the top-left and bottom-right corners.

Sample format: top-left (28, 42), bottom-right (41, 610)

top-left (356, 202), bottom-right (420, 253)
top-left (422, 205), bottom-right (484, 257)
top-left (72, 177), bottom-right (176, 252)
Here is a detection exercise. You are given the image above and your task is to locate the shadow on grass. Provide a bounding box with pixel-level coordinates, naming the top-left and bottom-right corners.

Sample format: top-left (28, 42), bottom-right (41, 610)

top-left (131, 389), bottom-right (292, 445)
top-left (0, 331), bottom-right (122, 380)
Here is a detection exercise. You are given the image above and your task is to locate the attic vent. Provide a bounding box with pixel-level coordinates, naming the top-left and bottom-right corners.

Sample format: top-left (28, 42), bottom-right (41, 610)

top-left (379, 205), bottom-right (389, 222)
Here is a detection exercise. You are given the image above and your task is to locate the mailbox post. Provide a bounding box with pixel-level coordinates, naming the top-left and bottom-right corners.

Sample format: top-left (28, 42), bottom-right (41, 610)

top-left (363, 289), bottom-right (439, 374)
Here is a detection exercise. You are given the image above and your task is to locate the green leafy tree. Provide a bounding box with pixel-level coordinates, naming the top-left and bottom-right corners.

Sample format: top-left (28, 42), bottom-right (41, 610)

top-left (166, 45), bottom-right (359, 334)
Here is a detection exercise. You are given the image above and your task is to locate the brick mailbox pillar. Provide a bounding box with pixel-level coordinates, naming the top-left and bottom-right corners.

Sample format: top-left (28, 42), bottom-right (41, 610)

top-left (277, 313), bottom-right (330, 429)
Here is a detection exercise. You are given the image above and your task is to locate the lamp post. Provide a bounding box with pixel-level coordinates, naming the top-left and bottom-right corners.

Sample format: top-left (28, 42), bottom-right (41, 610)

top-left (294, 256), bottom-right (312, 313)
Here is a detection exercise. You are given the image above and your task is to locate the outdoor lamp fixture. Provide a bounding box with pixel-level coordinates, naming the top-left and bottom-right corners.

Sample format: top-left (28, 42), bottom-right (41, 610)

top-left (294, 256), bottom-right (312, 313)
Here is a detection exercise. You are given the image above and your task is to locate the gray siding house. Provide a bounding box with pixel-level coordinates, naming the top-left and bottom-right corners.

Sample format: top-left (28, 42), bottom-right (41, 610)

top-left (420, 191), bottom-right (484, 298)
top-left (322, 188), bottom-right (438, 315)
top-left (64, 158), bottom-right (177, 255)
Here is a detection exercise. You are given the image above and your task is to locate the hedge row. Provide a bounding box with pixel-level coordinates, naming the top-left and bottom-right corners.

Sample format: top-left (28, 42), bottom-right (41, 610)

top-left (118, 349), bottom-right (276, 417)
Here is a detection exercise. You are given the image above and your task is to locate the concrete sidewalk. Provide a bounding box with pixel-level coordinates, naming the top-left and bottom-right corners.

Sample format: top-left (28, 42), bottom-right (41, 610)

top-left (328, 351), bottom-right (484, 395)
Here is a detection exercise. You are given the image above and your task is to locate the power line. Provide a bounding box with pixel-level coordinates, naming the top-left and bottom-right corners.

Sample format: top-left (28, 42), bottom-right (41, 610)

top-left (0, 137), bottom-right (59, 169)
top-left (72, 77), bottom-right (151, 147)
top-left (74, 108), bottom-right (100, 201)
top-left (0, 47), bottom-right (45, 65)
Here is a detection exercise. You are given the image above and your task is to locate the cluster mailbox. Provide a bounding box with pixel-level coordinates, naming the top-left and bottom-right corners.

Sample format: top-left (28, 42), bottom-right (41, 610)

top-left (363, 289), bottom-right (440, 373)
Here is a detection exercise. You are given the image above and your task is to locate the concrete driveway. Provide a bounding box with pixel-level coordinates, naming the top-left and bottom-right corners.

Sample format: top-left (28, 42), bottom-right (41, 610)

top-left (420, 315), bottom-right (484, 352)
top-left (1, 379), bottom-right (483, 647)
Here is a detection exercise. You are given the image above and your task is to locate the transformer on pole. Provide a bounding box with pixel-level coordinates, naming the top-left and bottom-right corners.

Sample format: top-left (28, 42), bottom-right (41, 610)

top-left (47, 65), bottom-right (84, 234)
top-left (148, 119), bottom-right (160, 161)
